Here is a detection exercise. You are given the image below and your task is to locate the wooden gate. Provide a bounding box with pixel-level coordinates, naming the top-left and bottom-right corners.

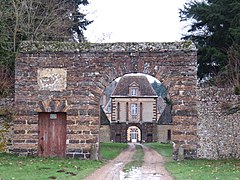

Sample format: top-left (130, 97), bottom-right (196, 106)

top-left (38, 112), bottom-right (67, 157)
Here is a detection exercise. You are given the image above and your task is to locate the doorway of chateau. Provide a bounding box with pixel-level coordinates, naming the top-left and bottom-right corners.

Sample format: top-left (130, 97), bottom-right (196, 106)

top-left (127, 126), bottom-right (141, 143)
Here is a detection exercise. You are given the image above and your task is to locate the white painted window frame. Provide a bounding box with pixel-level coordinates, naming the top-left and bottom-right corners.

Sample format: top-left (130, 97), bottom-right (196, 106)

top-left (131, 103), bottom-right (138, 115)
top-left (130, 88), bottom-right (137, 96)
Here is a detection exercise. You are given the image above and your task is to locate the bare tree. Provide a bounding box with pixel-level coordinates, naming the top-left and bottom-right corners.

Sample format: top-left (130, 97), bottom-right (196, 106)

top-left (10, 0), bottom-right (76, 48)
top-left (227, 44), bottom-right (240, 90)
top-left (214, 44), bottom-right (240, 93)
top-left (1, 0), bottom-right (92, 53)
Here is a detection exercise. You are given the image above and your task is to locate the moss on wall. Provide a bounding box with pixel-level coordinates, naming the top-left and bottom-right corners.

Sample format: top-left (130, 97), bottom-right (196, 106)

top-left (20, 41), bottom-right (196, 53)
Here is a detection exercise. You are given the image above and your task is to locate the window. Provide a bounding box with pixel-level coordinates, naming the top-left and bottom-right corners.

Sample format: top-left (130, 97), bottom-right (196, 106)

top-left (131, 88), bottom-right (137, 96)
top-left (131, 131), bottom-right (137, 140)
top-left (131, 103), bottom-right (137, 115)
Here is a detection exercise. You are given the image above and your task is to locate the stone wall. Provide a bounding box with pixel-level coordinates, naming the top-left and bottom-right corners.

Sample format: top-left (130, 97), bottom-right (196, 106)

top-left (110, 123), bottom-right (158, 143)
top-left (0, 98), bottom-right (14, 108)
top-left (14, 60), bottom-right (100, 158)
top-left (197, 86), bottom-right (240, 159)
top-left (99, 125), bottom-right (110, 142)
top-left (14, 41), bottom-right (197, 159)
top-left (157, 125), bottom-right (172, 143)
top-left (0, 98), bottom-right (14, 151)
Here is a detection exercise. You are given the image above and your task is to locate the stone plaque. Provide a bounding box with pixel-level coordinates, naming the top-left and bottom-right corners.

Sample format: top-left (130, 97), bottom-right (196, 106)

top-left (38, 68), bottom-right (67, 91)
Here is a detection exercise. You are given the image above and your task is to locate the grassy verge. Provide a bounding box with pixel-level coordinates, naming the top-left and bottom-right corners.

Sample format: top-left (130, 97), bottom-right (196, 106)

top-left (145, 142), bottom-right (172, 160)
top-left (0, 153), bottom-right (102, 180)
top-left (166, 159), bottom-right (240, 180)
top-left (145, 142), bottom-right (240, 180)
top-left (123, 144), bottom-right (144, 172)
top-left (99, 142), bottom-right (128, 160)
top-left (0, 142), bottom-right (128, 179)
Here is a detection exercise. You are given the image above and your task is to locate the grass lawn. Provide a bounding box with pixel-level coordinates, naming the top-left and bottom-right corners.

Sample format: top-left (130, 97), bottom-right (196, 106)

top-left (99, 142), bottom-right (128, 160)
top-left (0, 142), bottom-right (128, 180)
top-left (145, 142), bottom-right (172, 159)
top-left (166, 158), bottom-right (240, 180)
top-left (0, 153), bottom-right (102, 180)
top-left (145, 142), bottom-right (240, 180)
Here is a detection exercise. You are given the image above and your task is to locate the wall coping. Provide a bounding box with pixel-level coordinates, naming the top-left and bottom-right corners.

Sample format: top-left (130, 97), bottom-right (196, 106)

top-left (20, 41), bottom-right (197, 53)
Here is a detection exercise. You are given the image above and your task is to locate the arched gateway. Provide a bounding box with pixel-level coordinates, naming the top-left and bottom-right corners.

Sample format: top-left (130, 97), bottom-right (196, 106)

top-left (13, 41), bottom-right (197, 160)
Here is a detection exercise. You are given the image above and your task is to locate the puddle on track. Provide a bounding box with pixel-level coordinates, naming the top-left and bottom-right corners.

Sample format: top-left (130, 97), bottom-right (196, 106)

top-left (120, 167), bottom-right (163, 180)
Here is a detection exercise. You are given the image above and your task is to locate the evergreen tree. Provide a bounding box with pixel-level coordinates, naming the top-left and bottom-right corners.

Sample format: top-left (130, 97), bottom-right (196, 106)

top-left (71, 0), bottom-right (93, 42)
top-left (180, 0), bottom-right (240, 85)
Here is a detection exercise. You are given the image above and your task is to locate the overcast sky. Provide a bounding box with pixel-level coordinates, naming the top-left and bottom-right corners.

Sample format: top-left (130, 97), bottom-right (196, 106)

top-left (84, 0), bottom-right (189, 43)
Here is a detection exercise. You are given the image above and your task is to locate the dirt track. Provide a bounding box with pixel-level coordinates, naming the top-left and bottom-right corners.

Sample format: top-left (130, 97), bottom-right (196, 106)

top-left (85, 143), bottom-right (136, 180)
top-left (139, 145), bottom-right (173, 180)
top-left (85, 143), bottom-right (173, 180)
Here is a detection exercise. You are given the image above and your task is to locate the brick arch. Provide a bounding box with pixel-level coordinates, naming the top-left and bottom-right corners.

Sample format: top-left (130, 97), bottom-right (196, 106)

top-left (126, 122), bottom-right (142, 129)
top-left (124, 123), bottom-right (154, 143)
top-left (36, 100), bottom-right (68, 112)
top-left (126, 125), bottom-right (142, 142)
top-left (14, 42), bottom-right (197, 160)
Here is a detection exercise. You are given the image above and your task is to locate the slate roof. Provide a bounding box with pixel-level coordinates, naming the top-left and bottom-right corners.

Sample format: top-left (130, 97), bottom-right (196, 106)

top-left (111, 75), bottom-right (157, 97)
top-left (100, 105), bottom-right (110, 125)
top-left (158, 105), bottom-right (172, 125)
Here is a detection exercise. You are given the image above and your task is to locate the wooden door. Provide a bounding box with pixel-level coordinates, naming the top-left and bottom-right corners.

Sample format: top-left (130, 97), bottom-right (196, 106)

top-left (131, 131), bottom-right (137, 143)
top-left (115, 134), bottom-right (121, 142)
top-left (147, 134), bottom-right (153, 142)
top-left (38, 112), bottom-right (66, 157)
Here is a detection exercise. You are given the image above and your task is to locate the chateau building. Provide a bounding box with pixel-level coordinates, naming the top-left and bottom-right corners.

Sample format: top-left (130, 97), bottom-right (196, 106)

top-left (110, 75), bottom-right (159, 143)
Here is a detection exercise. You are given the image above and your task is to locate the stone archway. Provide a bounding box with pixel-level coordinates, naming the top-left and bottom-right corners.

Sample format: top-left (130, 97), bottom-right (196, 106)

top-left (14, 41), bottom-right (197, 160)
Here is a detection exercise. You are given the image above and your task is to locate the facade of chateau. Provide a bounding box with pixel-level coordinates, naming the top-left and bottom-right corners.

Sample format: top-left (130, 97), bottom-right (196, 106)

top-left (109, 75), bottom-right (161, 143)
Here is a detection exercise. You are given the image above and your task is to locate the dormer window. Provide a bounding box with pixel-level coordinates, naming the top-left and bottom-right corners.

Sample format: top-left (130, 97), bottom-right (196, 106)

top-left (129, 82), bottom-right (139, 96)
top-left (131, 88), bottom-right (137, 96)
